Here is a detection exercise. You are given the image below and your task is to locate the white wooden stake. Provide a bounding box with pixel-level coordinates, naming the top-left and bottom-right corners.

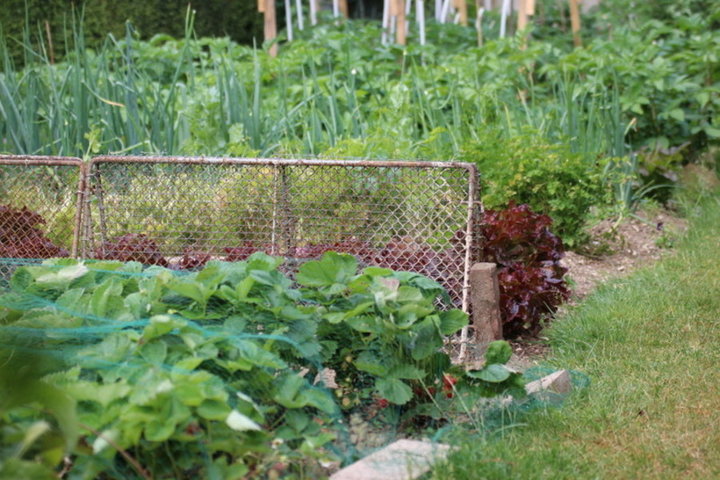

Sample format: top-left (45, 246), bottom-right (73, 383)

top-left (333, 0), bottom-right (340, 17)
top-left (417, 0), bottom-right (426, 45)
top-left (435, 0), bottom-right (443, 21)
top-left (476, 6), bottom-right (485, 46)
top-left (296, 0), bottom-right (304, 29)
top-left (310, 0), bottom-right (318, 25)
top-left (440, 0), bottom-right (451, 23)
top-left (382, 0), bottom-right (390, 44)
top-left (285, 0), bottom-right (294, 40)
top-left (499, 0), bottom-right (510, 37)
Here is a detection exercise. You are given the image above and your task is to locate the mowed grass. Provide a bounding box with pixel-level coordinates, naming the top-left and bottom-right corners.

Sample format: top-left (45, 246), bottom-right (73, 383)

top-left (434, 196), bottom-right (720, 479)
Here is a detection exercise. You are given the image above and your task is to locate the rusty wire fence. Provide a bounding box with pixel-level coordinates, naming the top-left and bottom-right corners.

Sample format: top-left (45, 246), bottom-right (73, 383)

top-left (0, 155), bottom-right (480, 319)
top-left (81, 156), bottom-right (480, 311)
top-left (0, 156), bottom-right (85, 282)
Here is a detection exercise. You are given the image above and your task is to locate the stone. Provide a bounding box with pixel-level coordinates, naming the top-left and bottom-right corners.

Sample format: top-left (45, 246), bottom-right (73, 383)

top-left (330, 439), bottom-right (452, 480)
top-left (524, 369), bottom-right (572, 395)
top-left (469, 263), bottom-right (503, 343)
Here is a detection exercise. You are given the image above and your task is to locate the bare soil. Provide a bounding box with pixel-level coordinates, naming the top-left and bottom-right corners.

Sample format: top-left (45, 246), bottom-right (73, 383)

top-left (562, 208), bottom-right (688, 299)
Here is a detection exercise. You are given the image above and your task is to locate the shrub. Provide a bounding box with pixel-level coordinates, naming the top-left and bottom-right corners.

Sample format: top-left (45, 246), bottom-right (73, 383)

top-left (462, 130), bottom-right (611, 247)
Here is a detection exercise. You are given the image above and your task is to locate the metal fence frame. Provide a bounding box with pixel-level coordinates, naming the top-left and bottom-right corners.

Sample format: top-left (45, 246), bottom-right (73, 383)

top-left (83, 155), bottom-right (480, 314)
top-left (1, 155), bottom-right (480, 319)
top-left (0, 155), bottom-right (86, 257)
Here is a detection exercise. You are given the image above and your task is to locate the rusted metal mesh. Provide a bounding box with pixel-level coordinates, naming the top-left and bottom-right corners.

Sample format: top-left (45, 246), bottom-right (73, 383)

top-left (0, 156), bottom-right (84, 282)
top-left (82, 157), bottom-right (478, 307)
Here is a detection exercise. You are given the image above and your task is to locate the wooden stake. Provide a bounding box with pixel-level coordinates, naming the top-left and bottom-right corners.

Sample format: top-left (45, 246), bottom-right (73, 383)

top-left (264, 0), bottom-right (278, 56)
top-left (395, 0), bottom-right (407, 45)
top-left (382, 0), bottom-right (391, 44)
top-left (296, 0), bottom-right (304, 29)
top-left (517, 0), bottom-right (528, 31)
top-left (526, 0), bottom-right (536, 15)
top-left (569, 0), bottom-right (582, 47)
top-left (310, 0), bottom-right (318, 25)
top-left (475, 2), bottom-right (485, 47)
top-left (454, 0), bottom-right (468, 26)
top-left (339, 0), bottom-right (349, 17)
top-left (258, 0), bottom-right (265, 13)
top-left (44, 20), bottom-right (55, 64)
top-left (285, 0), bottom-right (293, 41)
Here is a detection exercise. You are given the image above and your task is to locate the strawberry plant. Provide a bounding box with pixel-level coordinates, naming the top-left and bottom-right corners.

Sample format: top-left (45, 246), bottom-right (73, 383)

top-left (0, 253), bottom-right (523, 478)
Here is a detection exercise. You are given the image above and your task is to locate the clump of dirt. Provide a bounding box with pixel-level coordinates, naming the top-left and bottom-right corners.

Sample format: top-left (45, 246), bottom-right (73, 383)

top-left (563, 208), bottom-right (688, 299)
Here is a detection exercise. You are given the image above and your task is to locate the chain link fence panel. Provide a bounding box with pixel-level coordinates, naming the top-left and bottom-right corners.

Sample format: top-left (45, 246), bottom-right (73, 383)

top-left (81, 156), bottom-right (480, 309)
top-left (0, 156), bottom-right (85, 283)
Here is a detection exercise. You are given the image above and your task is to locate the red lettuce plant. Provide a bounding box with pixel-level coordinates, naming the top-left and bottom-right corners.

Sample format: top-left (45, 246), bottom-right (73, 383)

top-left (94, 233), bottom-right (168, 267)
top-left (177, 248), bottom-right (214, 270)
top-left (0, 205), bottom-right (69, 258)
top-left (478, 203), bottom-right (569, 337)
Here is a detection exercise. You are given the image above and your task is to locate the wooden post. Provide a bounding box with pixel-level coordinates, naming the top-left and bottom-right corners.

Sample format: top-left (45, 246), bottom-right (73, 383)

top-left (395, 0), bottom-right (407, 45)
top-left (339, 0), bottom-right (349, 17)
top-left (517, 0), bottom-right (528, 49)
top-left (454, 0), bottom-right (468, 26)
top-left (469, 263), bottom-right (503, 343)
top-left (258, 0), bottom-right (265, 12)
top-left (264, 0), bottom-right (278, 57)
top-left (569, 0), bottom-right (582, 47)
top-left (517, 0), bottom-right (528, 31)
top-left (526, 0), bottom-right (536, 15)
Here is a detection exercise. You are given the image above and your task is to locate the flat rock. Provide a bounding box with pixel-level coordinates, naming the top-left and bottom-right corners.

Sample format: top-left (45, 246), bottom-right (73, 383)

top-left (330, 439), bottom-right (451, 480)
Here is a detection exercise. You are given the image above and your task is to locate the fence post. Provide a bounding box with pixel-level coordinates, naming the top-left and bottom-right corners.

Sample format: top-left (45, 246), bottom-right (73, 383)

top-left (469, 263), bottom-right (503, 343)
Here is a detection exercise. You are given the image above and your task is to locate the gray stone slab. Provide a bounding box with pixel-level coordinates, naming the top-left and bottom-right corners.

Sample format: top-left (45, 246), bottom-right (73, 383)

top-left (330, 439), bottom-right (451, 480)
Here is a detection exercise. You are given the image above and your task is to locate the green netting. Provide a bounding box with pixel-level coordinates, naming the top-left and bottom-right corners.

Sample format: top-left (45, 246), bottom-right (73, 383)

top-left (0, 256), bottom-right (587, 479)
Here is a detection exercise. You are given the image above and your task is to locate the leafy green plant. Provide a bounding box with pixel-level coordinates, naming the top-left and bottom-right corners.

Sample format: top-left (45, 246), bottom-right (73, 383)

top-left (0, 253), bottom-right (522, 477)
top-left (462, 130), bottom-right (612, 246)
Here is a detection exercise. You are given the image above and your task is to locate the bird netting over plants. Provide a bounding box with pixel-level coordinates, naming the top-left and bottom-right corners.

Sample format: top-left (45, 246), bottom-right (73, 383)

top-left (0, 255), bottom-right (587, 479)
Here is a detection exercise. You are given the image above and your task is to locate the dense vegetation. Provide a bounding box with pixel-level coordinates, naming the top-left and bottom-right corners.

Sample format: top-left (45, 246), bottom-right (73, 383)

top-left (1, 0), bottom-right (719, 477)
top-left (1, 2), bottom-right (718, 247)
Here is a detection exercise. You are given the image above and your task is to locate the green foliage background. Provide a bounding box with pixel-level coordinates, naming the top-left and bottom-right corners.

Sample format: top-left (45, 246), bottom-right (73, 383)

top-left (0, 0), bottom-right (263, 62)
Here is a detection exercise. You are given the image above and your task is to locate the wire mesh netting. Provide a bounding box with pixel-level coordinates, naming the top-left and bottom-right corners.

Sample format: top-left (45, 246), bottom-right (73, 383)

top-left (0, 256), bottom-right (587, 478)
top-left (81, 157), bottom-right (479, 308)
top-left (0, 156), bottom-right (84, 282)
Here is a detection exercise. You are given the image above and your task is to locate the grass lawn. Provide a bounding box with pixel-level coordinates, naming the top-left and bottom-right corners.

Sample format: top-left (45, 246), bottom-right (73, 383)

top-left (434, 196), bottom-right (720, 479)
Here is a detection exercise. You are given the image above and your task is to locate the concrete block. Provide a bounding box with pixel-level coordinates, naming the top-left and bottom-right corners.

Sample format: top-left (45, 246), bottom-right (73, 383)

top-left (330, 439), bottom-right (451, 480)
top-left (469, 262), bottom-right (503, 343)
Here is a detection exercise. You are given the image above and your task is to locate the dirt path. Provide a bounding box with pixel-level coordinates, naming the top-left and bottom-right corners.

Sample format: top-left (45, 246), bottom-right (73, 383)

top-left (507, 207), bottom-right (688, 368)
